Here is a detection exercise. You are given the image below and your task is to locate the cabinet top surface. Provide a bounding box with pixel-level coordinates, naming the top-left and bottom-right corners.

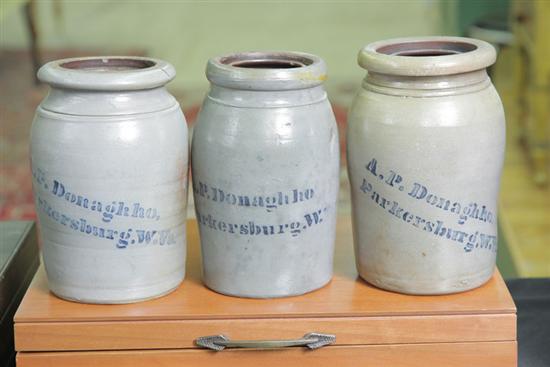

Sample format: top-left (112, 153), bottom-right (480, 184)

top-left (15, 219), bottom-right (516, 323)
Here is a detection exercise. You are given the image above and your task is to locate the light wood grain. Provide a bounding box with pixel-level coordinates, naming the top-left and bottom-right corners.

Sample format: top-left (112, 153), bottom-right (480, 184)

top-left (14, 219), bottom-right (516, 325)
top-left (15, 313), bottom-right (516, 351)
top-left (16, 342), bottom-right (517, 367)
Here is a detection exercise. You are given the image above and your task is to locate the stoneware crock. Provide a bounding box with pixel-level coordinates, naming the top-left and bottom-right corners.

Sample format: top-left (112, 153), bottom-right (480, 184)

top-left (347, 37), bottom-right (505, 295)
top-left (192, 51), bottom-right (340, 298)
top-left (31, 56), bottom-right (188, 303)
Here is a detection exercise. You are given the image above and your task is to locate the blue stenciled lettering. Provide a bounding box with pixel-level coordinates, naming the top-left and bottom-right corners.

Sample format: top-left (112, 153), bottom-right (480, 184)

top-left (36, 196), bottom-right (176, 249)
top-left (363, 158), bottom-right (495, 226)
top-left (196, 207), bottom-right (328, 239)
top-left (32, 173), bottom-right (163, 224)
top-left (194, 180), bottom-right (315, 213)
top-left (358, 174), bottom-right (497, 253)
top-left (136, 230), bottom-right (157, 245)
top-left (407, 182), bottom-right (493, 225)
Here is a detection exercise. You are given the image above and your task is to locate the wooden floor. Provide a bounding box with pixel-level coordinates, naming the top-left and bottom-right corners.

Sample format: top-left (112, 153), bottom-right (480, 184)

top-left (494, 46), bottom-right (550, 278)
top-left (499, 132), bottom-right (550, 277)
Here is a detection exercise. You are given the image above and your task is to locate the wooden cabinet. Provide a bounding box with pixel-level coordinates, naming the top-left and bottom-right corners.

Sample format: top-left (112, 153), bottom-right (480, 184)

top-left (14, 219), bottom-right (517, 366)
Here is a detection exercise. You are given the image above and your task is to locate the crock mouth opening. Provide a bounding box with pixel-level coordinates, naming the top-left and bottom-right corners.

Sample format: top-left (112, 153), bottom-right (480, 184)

top-left (59, 57), bottom-right (156, 71)
top-left (376, 40), bottom-right (478, 57)
top-left (220, 53), bottom-right (314, 69)
top-left (358, 37), bottom-right (496, 77)
top-left (38, 56), bottom-right (175, 91)
top-left (207, 51), bottom-right (326, 91)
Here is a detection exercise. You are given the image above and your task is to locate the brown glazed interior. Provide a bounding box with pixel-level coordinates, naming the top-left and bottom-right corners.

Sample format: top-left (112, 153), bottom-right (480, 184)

top-left (60, 58), bottom-right (156, 71)
top-left (221, 53), bottom-right (313, 69)
top-left (377, 41), bottom-right (478, 57)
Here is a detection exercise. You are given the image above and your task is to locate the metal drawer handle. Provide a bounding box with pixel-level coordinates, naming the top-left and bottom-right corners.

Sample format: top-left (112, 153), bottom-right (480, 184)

top-left (195, 332), bottom-right (336, 351)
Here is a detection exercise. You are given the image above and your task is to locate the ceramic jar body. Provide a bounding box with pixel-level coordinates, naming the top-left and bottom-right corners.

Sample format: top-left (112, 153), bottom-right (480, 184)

top-left (192, 52), bottom-right (339, 298)
top-left (347, 38), bottom-right (505, 294)
top-left (31, 57), bottom-right (188, 303)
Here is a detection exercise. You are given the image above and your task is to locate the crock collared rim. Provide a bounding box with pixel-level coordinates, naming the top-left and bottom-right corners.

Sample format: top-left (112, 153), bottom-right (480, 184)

top-left (206, 51), bottom-right (327, 91)
top-left (358, 36), bottom-right (496, 76)
top-left (38, 56), bottom-right (175, 91)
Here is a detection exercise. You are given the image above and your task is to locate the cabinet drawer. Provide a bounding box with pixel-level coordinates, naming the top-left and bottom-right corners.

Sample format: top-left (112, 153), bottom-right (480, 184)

top-left (17, 341), bottom-right (517, 367)
top-left (15, 314), bottom-right (516, 351)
